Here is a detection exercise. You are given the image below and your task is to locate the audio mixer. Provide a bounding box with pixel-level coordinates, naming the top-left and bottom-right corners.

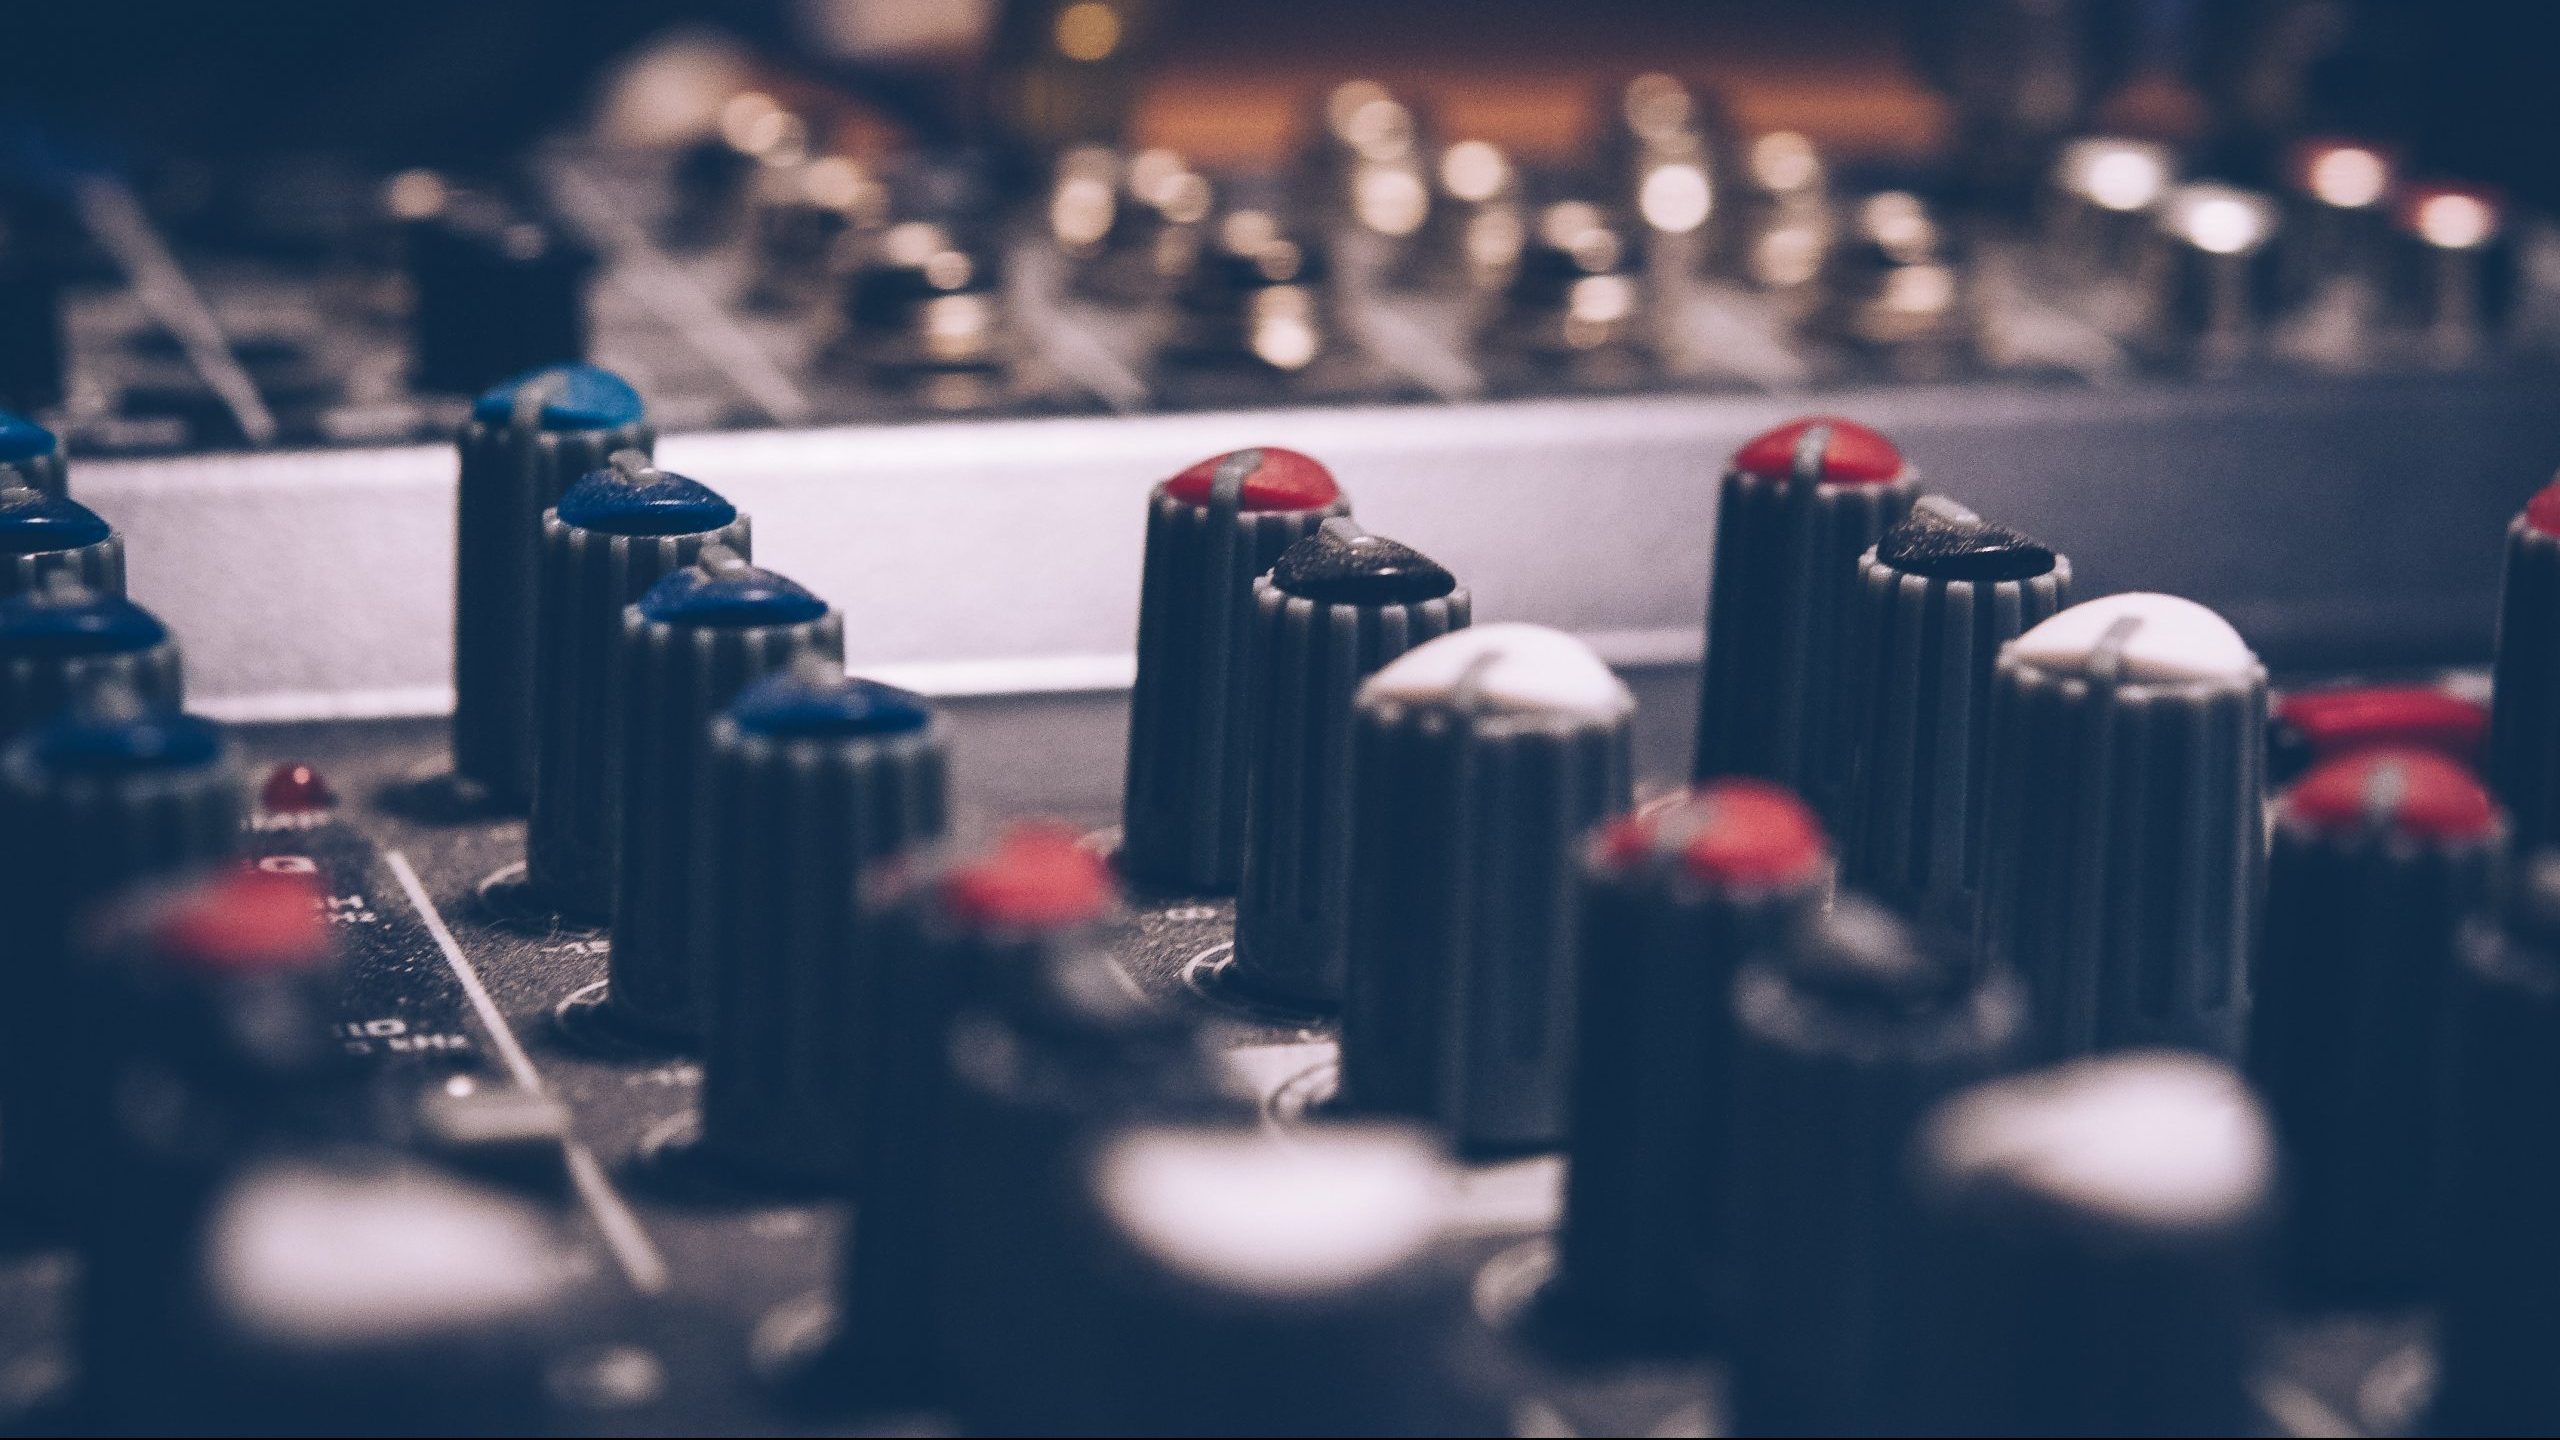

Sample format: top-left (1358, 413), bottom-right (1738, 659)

top-left (7, 22), bottom-right (2560, 1437)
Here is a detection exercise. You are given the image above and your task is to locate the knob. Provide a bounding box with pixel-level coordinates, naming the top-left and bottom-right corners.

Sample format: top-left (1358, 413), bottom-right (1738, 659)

top-left (1898, 1053), bottom-right (2276, 1437)
top-left (1480, 201), bottom-right (1651, 379)
top-left (1694, 416), bottom-right (1919, 828)
top-left (695, 660), bottom-right (948, 1188)
top-left (0, 407), bottom-right (66, 496)
top-left (2493, 476), bottom-right (2560, 851)
top-left (2250, 748), bottom-right (2501, 1302)
top-left (1049, 145), bottom-right (1214, 304)
top-left (1058, 1121), bottom-right (1507, 1436)
top-left (1725, 897), bottom-right (2025, 1434)
top-left (2277, 138), bottom-right (2395, 308)
top-left (2, 481), bottom-right (122, 598)
top-left (2149, 183), bottom-right (2279, 369)
top-left (1338, 623), bottom-right (1635, 1152)
top-left (608, 547), bottom-right (843, 1042)
top-left (1978, 593), bottom-right (2268, 1058)
top-left (1391, 140), bottom-right (1524, 292)
top-left (1553, 780), bottom-right (1830, 1355)
top-left (2271, 682), bottom-right (2488, 784)
top-left (2044, 138), bottom-right (2177, 288)
top-left (1814, 191), bottom-right (1972, 376)
top-left (2394, 182), bottom-right (2513, 366)
top-left (0, 575), bottom-right (183, 742)
top-left (407, 213), bottom-right (595, 395)
top-left (2438, 853), bottom-right (2560, 1436)
top-left (1159, 210), bottom-right (1337, 382)
top-left (1233, 519), bottom-right (1469, 1009)
top-left (834, 220), bottom-right (1011, 395)
top-left (747, 153), bottom-right (886, 311)
top-left (1840, 498), bottom-right (2071, 947)
top-left (1305, 80), bottom-right (1426, 230)
top-left (1607, 73), bottom-right (1734, 267)
top-left (451, 362), bottom-right (653, 810)
top-left (1122, 446), bottom-right (1349, 894)
top-left (525, 453), bottom-right (749, 919)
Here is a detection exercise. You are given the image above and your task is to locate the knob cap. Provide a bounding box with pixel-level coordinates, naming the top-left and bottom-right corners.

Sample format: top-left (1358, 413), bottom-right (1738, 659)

top-left (2252, 749), bottom-right (2500, 1301)
top-left (1842, 499), bottom-right (2071, 945)
top-left (1695, 417), bottom-right (1919, 830)
top-left (452, 363), bottom-right (652, 809)
top-left (1898, 1053), bottom-right (2276, 1437)
top-left (2438, 854), bottom-right (2560, 1436)
top-left (1339, 623), bottom-right (1635, 1151)
top-left (1122, 447), bottom-right (1349, 893)
top-left (1978, 593), bottom-right (2268, 1058)
top-left (2271, 682), bottom-right (2488, 784)
top-left (0, 408), bottom-right (67, 496)
top-left (525, 454), bottom-right (749, 919)
top-left (608, 548), bottom-right (842, 1041)
top-left (1725, 897), bottom-right (2025, 1433)
top-left (1233, 519), bottom-right (1469, 1008)
top-left (2490, 476), bottom-right (2560, 851)
top-left (696, 661), bottom-right (948, 1188)
top-left (2, 481), bottom-right (121, 598)
top-left (0, 576), bottom-right (182, 741)
top-left (1555, 780), bottom-right (1830, 1354)
top-left (408, 215), bottom-right (595, 395)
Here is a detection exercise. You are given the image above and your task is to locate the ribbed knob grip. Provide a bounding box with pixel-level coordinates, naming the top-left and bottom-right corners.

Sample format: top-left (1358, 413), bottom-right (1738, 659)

top-left (0, 578), bottom-right (182, 742)
top-left (607, 550), bottom-right (842, 1041)
top-left (2490, 482), bottom-right (2560, 851)
top-left (2, 484), bottom-right (122, 598)
top-left (1234, 520), bottom-right (1468, 1007)
top-left (696, 664), bottom-right (948, 1188)
top-left (451, 363), bottom-right (652, 809)
top-left (1339, 624), bottom-right (1635, 1152)
top-left (1123, 447), bottom-right (1350, 893)
top-left (525, 456), bottom-right (749, 919)
top-left (1978, 594), bottom-right (2268, 1058)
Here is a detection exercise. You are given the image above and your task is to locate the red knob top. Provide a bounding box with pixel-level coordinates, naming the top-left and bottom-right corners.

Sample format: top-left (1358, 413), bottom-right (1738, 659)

top-left (2284, 748), bottom-right (2499, 842)
top-left (2273, 686), bottom-right (2488, 772)
top-left (943, 822), bottom-right (1116, 929)
top-left (1729, 417), bottom-right (1907, 486)
top-left (1600, 778), bottom-right (1828, 888)
top-left (2524, 475), bottom-right (2560, 538)
top-left (1162, 447), bottom-right (1342, 511)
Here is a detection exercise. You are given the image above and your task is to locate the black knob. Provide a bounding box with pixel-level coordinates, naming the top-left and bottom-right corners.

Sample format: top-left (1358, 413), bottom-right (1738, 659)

top-left (1841, 498), bottom-right (2071, 946)
top-left (1978, 593), bottom-right (2268, 1058)
top-left (1696, 416), bottom-right (1919, 828)
top-left (1897, 1053), bottom-right (2276, 1437)
top-left (1724, 897), bottom-right (2025, 1433)
top-left (1554, 780), bottom-right (1831, 1355)
top-left (0, 575), bottom-right (183, 742)
top-left (2438, 853), bottom-right (2560, 1436)
top-left (2, 481), bottom-right (122, 598)
top-left (408, 214), bottom-right (595, 396)
top-left (608, 548), bottom-right (843, 1042)
top-left (1122, 446), bottom-right (1350, 894)
top-left (0, 408), bottom-right (67, 496)
top-left (1338, 623), bottom-right (1635, 1152)
top-left (2490, 476), bottom-right (2560, 851)
top-left (525, 453), bottom-right (749, 919)
top-left (695, 661), bottom-right (948, 1188)
top-left (2251, 748), bottom-right (2501, 1302)
top-left (1233, 519), bottom-right (1468, 1008)
top-left (450, 362), bottom-right (653, 810)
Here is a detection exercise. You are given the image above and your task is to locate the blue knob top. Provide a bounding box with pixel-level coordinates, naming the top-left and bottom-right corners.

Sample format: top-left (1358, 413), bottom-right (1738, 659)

top-left (639, 560), bottom-right (827, 629)
top-left (557, 460), bottom-right (737, 537)
top-left (0, 411), bottom-right (57, 464)
top-left (470, 363), bottom-right (645, 432)
top-left (27, 701), bottom-right (222, 773)
top-left (0, 583), bottom-right (167, 658)
top-left (0, 486), bottom-right (111, 556)
top-left (730, 667), bottom-right (933, 739)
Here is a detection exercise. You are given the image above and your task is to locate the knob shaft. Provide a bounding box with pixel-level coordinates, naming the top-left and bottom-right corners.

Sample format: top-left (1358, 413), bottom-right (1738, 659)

top-left (1234, 519), bottom-right (1468, 1007)
top-left (2252, 749), bottom-right (2500, 1302)
top-left (2, 483), bottom-right (122, 598)
top-left (1123, 447), bottom-right (1349, 893)
top-left (0, 409), bottom-right (67, 496)
top-left (1555, 780), bottom-right (1830, 1354)
top-left (696, 662), bottom-right (947, 1188)
top-left (609, 549), bottom-right (843, 1041)
top-left (1695, 417), bottom-right (1919, 831)
top-left (525, 454), bottom-right (749, 919)
top-left (1978, 593), bottom-right (2268, 1058)
top-left (451, 363), bottom-right (652, 809)
top-left (0, 577), bottom-right (182, 741)
top-left (2490, 477), bottom-right (2560, 852)
top-left (1339, 623), bottom-right (1634, 1151)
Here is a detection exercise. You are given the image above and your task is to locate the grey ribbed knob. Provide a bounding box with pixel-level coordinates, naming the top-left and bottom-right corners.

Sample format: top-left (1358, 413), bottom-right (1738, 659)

top-left (525, 454), bottom-right (750, 920)
top-left (1555, 780), bottom-right (1830, 1355)
top-left (1978, 593), bottom-right (2268, 1058)
top-left (451, 362), bottom-right (653, 809)
top-left (0, 410), bottom-right (66, 497)
top-left (1339, 624), bottom-right (1635, 1152)
top-left (1233, 519), bottom-right (1468, 1008)
top-left (2, 483), bottom-right (121, 598)
top-left (1842, 499), bottom-right (2071, 947)
top-left (1694, 416), bottom-right (1919, 833)
top-left (695, 662), bottom-right (947, 1188)
top-left (0, 575), bottom-right (181, 741)
top-left (607, 548), bottom-right (842, 1042)
top-left (1123, 446), bottom-right (1350, 894)
top-left (1898, 1054), bottom-right (2276, 1437)
top-left (2490, 479), bottom-right (2560, 852)
top-left (2250, 748), bottom-right (2501, 1303)
top-left (1725, 898), bottom-right (2025, 1435)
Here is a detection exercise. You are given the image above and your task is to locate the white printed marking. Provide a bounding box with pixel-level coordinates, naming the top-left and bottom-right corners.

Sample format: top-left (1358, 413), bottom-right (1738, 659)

top-left (387, 850), bottom-right (672, 1294)
top-left (74, 176), bottom-right (279, 446)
